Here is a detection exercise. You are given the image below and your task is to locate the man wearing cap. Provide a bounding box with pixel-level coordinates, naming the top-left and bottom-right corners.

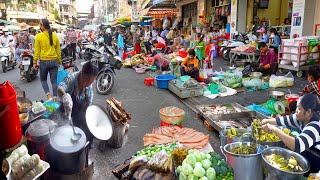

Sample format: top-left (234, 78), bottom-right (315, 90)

top-left (66, 25), bottom-right (77, 60)
top-left (256, 27), bottom-right (269, 43)
top-left (15, 23), bottom-right (33, 68)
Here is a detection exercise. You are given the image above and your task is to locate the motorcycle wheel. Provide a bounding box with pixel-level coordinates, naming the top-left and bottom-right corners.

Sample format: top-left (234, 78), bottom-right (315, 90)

top-left (222, 48), bottom-right (230, 60)
top-left (96, 71), bottom-right (114, 95)
top-left (83, 51), bottom-right (92, 61)
top-left (2, 61), bottom-right (7, 73)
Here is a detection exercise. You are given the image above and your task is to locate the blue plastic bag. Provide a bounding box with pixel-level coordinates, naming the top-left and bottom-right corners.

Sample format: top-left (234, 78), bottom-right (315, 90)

top-left (246, 104), bottom-right (272, 116)
top-left (57, 67), bottom-right (68, 85)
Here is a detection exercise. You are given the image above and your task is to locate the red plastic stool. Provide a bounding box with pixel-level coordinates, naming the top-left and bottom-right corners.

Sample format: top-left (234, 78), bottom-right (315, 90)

top-left (160, 120), bottom-right (183, 128)
top-left (144, 78), bottom-right (155, 86)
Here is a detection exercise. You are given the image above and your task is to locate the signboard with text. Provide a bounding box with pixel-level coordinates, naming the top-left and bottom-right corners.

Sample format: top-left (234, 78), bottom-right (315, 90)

top-left (290, 0), bottom-right (305, 38)
top-left (58, 0), bottom-right (70, 5)
top-left (131, 2), bottom-right (140, 22)
top-left (230, 0), bottom-right (238, 36)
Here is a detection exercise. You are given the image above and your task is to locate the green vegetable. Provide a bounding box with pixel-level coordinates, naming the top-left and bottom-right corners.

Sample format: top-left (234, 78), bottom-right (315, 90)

top-left (201, 159), bottom-right (212, 170)
top-left (195, 153), bottom-right (202, 162)
top-left (182, 163), bottom-right (193, 175)
top-left (193, 166), bottom-right (206, 177)
top-left (220, 166), bottom-right (228, 176)
top-left (188, 175), bottom-right (199, 180)
top-left (186, 154), bottom-right (197, 165)
top-left (188, 150), bottom-right (195, 154)
top-left (206, 167), bottom-right (216, 180)
top-left (179, 172), bottom-right (187, 180)
top-left (176, 166), bottom-right (182, 175)
top-left (199, 177), bottom-right (209, 180)
top-left (194, 162), bottom-right (202, 168)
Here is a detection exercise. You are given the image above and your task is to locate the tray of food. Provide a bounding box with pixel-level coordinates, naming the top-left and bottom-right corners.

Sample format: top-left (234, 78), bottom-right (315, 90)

top-left (196, 103), bottom-right (249, 120)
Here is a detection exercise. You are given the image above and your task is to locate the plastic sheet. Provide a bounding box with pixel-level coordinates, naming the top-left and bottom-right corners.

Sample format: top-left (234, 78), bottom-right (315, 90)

top-left (246, 104), bottom-right (272, 116)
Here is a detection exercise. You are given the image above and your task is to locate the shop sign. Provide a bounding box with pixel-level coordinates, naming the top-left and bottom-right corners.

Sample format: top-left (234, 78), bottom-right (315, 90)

top-left (230, 0), bottom-right (237, 35)
top-left (290, 0), bottom-right (305, 38)
top-left (58, 0), bottom-right (70, 5)
top-left (131, 2), bottom-right (140, 22)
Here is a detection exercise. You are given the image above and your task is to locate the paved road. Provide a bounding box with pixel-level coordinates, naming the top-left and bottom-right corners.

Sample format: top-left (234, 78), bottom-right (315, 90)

top-left (0, 57), bottom-right (308, 179)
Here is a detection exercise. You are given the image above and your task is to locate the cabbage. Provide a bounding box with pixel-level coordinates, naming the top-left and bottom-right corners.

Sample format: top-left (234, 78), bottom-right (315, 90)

top-left (176, 166), bottom-right (182, 175)
top-left (188, 150), bottom-right (195, 154)
top-left (201, 159), bottom-right (212, 170)
top-left (206, 168), bottom-right (216, 180)
top-left (179, 172), bottom-right (187, 180)
top-left (182, 163), bottom-right (194, 175)
top-left (188, 175), bottom-right (199, 180)
top-left (186, 154), bottom-right (197, 165)
top-left (199, 152), bottom-right (206, 160)
top-left (195, 153), bottom-right (202, 162)
top-left (206, 154), bottom-right (211, 160)
top-left (195, 162), bottom-right (202, 168)
top-left (193, 166), bottom-right (206, 177)
top-left (199, 177), bottom-right (209, 180)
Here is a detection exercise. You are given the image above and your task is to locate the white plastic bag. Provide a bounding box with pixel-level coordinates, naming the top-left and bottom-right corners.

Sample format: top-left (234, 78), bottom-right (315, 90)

top-left (269, 72), bottom-right (294, 88)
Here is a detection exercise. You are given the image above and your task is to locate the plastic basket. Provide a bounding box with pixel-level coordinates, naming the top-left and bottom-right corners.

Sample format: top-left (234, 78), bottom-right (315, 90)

top-left (155, 75), bottom-right (176, 89)
top-left (159, 106), bottom-right (185, 125)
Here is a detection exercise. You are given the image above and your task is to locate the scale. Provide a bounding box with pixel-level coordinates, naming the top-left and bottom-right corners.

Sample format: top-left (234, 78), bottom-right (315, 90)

top-left (267, 91), bottom-right (286, 115)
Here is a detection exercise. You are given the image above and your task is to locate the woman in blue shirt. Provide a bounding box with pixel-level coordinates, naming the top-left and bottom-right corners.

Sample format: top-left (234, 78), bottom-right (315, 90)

top-left (268, 28), bottom-right (281, 53)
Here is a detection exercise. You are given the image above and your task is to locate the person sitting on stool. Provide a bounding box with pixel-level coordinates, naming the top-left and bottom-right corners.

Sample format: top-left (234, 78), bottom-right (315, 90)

top-left (251, 42), bottom-right (278, 75)
top-left (180, 49), bottom-right (199, 79)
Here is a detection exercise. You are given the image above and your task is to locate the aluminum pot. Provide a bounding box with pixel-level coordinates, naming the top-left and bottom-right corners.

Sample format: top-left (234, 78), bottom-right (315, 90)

top-left (46, 125), bottom-right (89, 174)
top-left (262, 147), bottom-right (310, 180)
top-left (221, 142), bottom-right (266, 180)
top-left (219, 127), bottom-right (252, 147)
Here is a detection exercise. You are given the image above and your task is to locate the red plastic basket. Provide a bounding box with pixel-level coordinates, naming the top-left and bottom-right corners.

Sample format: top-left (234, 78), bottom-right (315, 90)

top-left (160, 120), bottom-right (182, 128)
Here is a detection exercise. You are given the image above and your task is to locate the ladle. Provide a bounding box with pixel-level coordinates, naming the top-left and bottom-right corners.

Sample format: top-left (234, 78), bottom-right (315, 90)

top-left (69, 116), bottom-right (82, 142)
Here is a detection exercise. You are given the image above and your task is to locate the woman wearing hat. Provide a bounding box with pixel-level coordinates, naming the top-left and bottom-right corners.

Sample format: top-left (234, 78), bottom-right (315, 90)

top-left (256, 27), bottom-right (269, 43)
top-left (15, 23), bottom-right (33, 80)
top-left (33, 18), bottom-right (61, 101)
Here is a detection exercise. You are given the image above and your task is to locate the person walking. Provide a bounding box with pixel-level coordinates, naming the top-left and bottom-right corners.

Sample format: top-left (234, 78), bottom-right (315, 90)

top-left (66, 25), bottom-right (77, 60)
top-left (33, 18), bottom-right (61, 101)
top-left (117, 29), bottom-right (125, 60)
top-left (143, 26), bottom-right (152, 54)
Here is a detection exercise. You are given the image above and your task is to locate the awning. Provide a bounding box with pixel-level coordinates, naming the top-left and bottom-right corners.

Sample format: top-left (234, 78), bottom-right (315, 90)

top-left (147, 9), bottom-right (177, 19)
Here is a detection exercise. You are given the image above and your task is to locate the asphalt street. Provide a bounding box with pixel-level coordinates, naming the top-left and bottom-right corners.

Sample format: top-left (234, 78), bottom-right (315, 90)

top-left (0, 57), bottom-right (308, 179)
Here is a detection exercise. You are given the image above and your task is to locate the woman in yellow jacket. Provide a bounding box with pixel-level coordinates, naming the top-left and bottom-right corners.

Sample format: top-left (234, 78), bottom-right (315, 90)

top-left (33, 19), bottom-right (61, 101)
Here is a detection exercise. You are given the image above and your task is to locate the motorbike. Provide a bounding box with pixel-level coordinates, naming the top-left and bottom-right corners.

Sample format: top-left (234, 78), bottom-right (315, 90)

top-left (77, 39), bottom-right (90, 59)
top-left (84, 46), bottom-right (122, 95)
top-left (61, 42), bottom-right (72, 59)
top-left (221, 27), bottom-right (257, 60)
top-left (20, 51), bottom-right (38, 82)
top-left (0, 40), bottom-right (16, 73)
top-left (83, 41), bottom-right (105, 61)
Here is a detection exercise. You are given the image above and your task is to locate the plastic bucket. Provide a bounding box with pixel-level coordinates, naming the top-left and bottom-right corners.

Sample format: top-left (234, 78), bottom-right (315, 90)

top-left (155, 75), bottom-right (176, 89)
top-left (226, 24), bottom-right (231, 33)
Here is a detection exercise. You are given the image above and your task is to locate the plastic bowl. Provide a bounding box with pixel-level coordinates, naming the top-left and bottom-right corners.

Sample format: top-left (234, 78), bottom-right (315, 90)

top-left (180, 75), bottom-right (191, 82)
top-left (2, 159), bottom-right (11, 179)
top-left (135, 68), bottom-right (146, 74)
top-left (159, 106), bottom-right (185, 125)
top-left (19, 113), bottom-right (29, 125)
top-left (155, 75), bottom-right (176, 89)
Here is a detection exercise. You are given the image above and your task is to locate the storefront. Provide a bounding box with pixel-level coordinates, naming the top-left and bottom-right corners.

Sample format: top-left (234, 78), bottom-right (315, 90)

top-left (176, 0), bottom-right (205, 30)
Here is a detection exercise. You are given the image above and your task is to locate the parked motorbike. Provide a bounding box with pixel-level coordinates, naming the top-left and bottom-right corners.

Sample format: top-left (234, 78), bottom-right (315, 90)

top-left (61, 43), bottom-right (72, 59)
top-left (20, 51), bottom-right (38, 82)
top-left (221, 26), bottom-right (257, 60)
top-left (0, 40), bottom-right (16, 73)
top-left (76, 39), bottom-right (90, 59)
top-left (84, 48), bottom-right (122, 95)
top-left (83, 41), bottom-right (105, 61)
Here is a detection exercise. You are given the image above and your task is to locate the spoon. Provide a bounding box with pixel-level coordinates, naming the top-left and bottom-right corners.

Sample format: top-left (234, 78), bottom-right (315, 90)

top-left (69, 116), bottom-right (82, 142)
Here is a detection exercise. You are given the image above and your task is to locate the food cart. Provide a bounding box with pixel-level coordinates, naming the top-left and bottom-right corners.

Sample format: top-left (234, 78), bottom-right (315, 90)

top-left (229, 50), bottom-right (260, 66)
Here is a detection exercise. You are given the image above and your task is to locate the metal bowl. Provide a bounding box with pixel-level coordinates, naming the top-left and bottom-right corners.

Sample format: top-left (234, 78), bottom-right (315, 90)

top-left (262, 147), bottom-right (310, 180)
top-left (250, 72), bottom-right (263, 78)
top-left (269, 91), bottom-right (285, 99)
top-left (17, 97), bottom-right (32, 113)
top-left (2, 159), bottom-right (11, 179)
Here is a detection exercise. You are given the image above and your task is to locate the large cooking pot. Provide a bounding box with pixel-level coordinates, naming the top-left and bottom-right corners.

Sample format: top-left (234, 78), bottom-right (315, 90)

top-left (262, 147), bottom-right (310, 180)
top-left (221, 142), bottom-right (266, 180)
top-left (46, 125), bottom-right (89, 174)
top-left (26, 119), bottom-right (57, 160)
top-left (219, 127), bottom-right (252, 147)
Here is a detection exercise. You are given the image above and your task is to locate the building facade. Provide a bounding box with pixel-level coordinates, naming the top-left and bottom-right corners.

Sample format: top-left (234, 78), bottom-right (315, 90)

top-left (59, 0), bottom-right (77, 25)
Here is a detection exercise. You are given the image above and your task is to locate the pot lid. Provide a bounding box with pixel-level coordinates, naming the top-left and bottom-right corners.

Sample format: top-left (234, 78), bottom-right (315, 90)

top-left (86, 105), bottom-right (113, 140)
top-left (26, 119), bottom-right (57, 141)
top-left (49, 125), bottom-right (86, 153)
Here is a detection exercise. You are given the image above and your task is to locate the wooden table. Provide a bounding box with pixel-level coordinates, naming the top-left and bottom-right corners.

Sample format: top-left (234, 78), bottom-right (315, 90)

top-left (229, 50), bottom-right (260, 66)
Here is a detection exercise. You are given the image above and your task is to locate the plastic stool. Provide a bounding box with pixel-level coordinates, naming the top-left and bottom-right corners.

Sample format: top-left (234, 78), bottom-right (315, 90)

top-left (144, 78), bottom-right (155, 86)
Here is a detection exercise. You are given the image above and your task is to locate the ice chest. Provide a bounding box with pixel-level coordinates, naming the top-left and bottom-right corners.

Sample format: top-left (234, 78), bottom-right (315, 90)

top-left (168, 79), bottom-right (204, 99)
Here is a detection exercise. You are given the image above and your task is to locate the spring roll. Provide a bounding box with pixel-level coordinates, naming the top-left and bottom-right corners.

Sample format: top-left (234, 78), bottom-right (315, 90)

top-left (7, 144), bottom-right (28, 164)
top-left (12, 154), bottom-right (40, 178)
top-left (22, 163), bottom-right (46, 180)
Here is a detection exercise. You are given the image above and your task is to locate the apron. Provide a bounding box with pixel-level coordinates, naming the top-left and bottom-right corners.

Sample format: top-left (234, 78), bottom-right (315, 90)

top-left (70, 86), bottom-right (93, 143)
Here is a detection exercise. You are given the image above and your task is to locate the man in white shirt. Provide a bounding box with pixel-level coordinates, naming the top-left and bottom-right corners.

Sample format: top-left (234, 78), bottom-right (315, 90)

top-left (143, 26), bottom-right (152, 54)
top-left (0, 28), bottom-right (15, 62)
top-left (56, 31), bottom-right (65, 46)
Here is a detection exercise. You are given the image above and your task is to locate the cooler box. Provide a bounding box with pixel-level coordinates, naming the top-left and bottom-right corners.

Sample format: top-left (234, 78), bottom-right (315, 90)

top-left (168, 79), bottom-right (204, 99)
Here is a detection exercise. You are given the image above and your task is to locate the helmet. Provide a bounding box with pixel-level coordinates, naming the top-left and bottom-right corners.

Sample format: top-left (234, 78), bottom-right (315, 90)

top-left (106, 28), bottom-right (111, 33)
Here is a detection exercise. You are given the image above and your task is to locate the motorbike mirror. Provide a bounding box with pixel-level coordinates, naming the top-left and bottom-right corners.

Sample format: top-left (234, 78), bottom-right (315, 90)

top-left (9, 39), bottom-right (13, 42)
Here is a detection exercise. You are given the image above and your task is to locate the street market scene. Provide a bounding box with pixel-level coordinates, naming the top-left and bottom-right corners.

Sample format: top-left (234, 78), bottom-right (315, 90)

top-left (1, 0), bottom-right (320, 179)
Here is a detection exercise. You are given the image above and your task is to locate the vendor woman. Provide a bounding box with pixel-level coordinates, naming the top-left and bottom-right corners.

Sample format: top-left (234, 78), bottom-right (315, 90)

top-left (261, 93), bottom-right (320, 174)
top-left (58, 61), bottom-right (99, 145)
top-left (180, 49), bottom-right (199, 79)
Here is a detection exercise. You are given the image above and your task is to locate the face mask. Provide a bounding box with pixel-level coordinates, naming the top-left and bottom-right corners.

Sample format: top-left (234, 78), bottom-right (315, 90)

top-left (270, 34), bottom-right (275, 38)
top-left (4, 32), bottom-right (8, 36)
top-left (188, 55), bottom-right (193, 59)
